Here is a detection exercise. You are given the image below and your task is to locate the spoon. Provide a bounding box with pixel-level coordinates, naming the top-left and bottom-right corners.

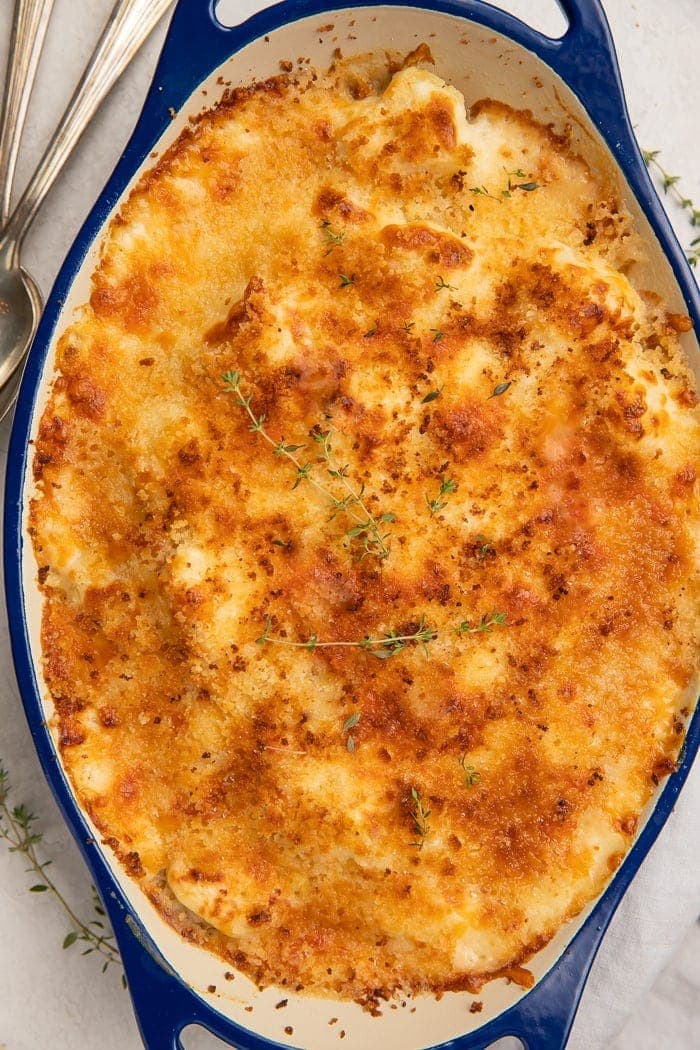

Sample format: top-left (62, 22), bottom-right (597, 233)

top-left (0, 0), bottom-right (173, 421)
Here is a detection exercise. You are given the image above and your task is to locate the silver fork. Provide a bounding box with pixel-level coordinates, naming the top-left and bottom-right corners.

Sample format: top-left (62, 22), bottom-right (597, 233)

top-left (0, 0), bottom-right (173, 422)
top-left (0, 0), bottom-right (56, 225)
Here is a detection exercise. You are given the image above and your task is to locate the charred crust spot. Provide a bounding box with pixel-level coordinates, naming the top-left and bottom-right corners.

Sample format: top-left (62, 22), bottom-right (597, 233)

top-left (125, 851), bottom-right (144, 877)
top-left (314, 187), bottom-right (371, 223)
top-left (381, 223), bottom-right (472, 268)
top-left (66, 377), bottom-right (107, 422)
top-left (248, 909), bottom-right (272, 926)
top-left (59, 725), bottom-right (86, 747)
top-left (99, 706), bottom-right (120, 728)
top-left (205, 276), bottom-right (265, 345)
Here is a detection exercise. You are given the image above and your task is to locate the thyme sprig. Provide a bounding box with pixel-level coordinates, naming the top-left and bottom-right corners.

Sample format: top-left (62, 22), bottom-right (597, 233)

top-left (435, 275), bottom-right (456, 292)
top-left (409, 788), bottom-right (430, 850)
top-left (643, 149), bottom-right (700, 267)
top-left (0, 763), bottom-right (123, 979)
top-left (320, 219), bottom-right (345, 255)
top-left (459, 755), bottom-right (481, 788)
top-left (222, 372), bottom-right (393, 560)
top-left (256, 609), bottom-right (507, 658)
top-left (426, 476), bottom-right (457, 515)
top-left (464, 610), bottom-right (507, 633)
top-left (475, 534), bottom-right (494, 560)
top-left (313, 428), bottom-right (395, 558)
top-left (469, 184), bottom-right (501, 203)
top-left (470, 169), bottom-right (539, 203)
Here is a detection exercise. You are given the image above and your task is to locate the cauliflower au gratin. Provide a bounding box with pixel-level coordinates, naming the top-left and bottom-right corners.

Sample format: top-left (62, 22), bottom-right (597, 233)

top-left (30, 53), bottom-right (699, 1005)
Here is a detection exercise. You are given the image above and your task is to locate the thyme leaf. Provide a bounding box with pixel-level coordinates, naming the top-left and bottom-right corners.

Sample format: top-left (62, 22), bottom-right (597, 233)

top-left (342, 712), bottom-right (360, 753)
top-left (488, 381), bottom-right (512, 399)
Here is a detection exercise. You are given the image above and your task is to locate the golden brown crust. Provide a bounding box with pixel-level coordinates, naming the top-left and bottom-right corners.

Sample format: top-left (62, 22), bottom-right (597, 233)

top-left (30, 56), bottom-right (699, 1004)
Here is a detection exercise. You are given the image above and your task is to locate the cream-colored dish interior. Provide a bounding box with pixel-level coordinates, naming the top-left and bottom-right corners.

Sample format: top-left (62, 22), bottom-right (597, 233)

top-left (19, 6), bottom-right (699, 1049)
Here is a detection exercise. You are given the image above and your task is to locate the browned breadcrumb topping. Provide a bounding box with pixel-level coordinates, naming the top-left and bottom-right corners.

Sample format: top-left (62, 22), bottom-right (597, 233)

top-left (30, 52), bottom-right (698, 1007)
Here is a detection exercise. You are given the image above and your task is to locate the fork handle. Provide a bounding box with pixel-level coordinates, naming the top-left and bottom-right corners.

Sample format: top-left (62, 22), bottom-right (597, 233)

top-left (1, 0), bottom-right (172, 256)
top-left (0, 0), bottom-right (55, 223)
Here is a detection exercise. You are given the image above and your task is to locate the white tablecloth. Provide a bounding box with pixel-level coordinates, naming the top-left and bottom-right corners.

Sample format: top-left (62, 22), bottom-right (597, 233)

top-left (0, 1), bottom-right (697, 1047)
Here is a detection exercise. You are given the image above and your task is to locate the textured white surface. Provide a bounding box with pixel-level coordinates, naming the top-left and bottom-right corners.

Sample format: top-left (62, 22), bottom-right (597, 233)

top-left (0, 1), bottom-right (697, 1048)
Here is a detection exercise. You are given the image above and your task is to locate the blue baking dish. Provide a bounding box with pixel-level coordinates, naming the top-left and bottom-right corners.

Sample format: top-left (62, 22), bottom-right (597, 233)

top-left (4, 1), bottom-right (699, 1048)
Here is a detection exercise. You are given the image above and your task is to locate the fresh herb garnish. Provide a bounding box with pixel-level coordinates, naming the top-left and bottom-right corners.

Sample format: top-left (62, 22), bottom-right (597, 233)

top-left (0, 762), bottom-right (123, 981)
top-left (426, 476), bottom-right (457, 516)
top-left (421, 386), bottom-right (443, 404)
top-left (320, 219), bottom-right (345, 255)
top-left (409, 788), bottom-right (431, 850)
top-left (503, 168), bottom-right (540, 195)
top-left (455, 610), bottom-right (507, 634)
top-left (256, 610), bottom-right (506, 658)
top-left (643, 149), bottom-right (700, 267)
top-left (475, 534), bottom-right (494, 560)
top-left (459, 755), bottom-right (481, 788)
top-left (314, 428), bottom-right (395, 559)
top-left (342, 712), bottom-right (361, 753)
top-left (222, 373), bottom-right (393, 561)
top-left (488, 381), bottom-right (512, 399)
top-left (469, 185), bottom-right (500, 202)
top-left (471, 169), bottom-right (540, 203)
top-left (430, 329), bottom-right (445, 343)
top-left (339, 272), bottom-right (356, 288)
top-left (435, 275), bottom-right (456, 292)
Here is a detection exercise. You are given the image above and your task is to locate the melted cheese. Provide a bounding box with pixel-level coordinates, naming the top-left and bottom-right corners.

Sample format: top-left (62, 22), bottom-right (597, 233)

top-left (31, 57), bottom-right (699, 1004)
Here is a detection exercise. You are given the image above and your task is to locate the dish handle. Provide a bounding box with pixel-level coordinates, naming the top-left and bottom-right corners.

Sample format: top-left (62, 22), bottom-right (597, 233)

top-left (548, 0), bottom-right (634, 148)
top-left (100, 886), bottom-right (240, 1050)
top-left (148, 0), bottom-right (636, 160)
top-left (100, 859), bottom-right (607, 1050)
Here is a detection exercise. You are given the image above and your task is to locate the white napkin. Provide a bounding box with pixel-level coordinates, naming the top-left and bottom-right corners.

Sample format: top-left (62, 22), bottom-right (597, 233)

top-left (572, 768), bottom-right (700, 1049)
